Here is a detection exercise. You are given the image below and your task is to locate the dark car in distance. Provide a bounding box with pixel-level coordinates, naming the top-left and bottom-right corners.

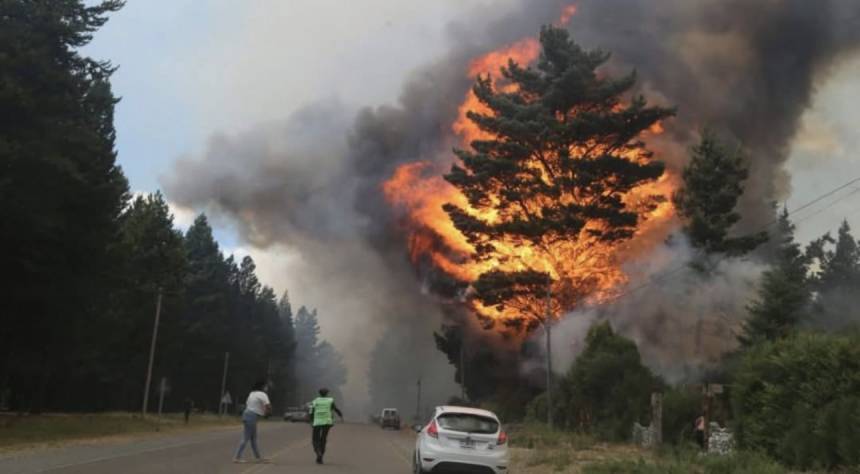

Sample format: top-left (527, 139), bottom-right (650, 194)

top-left (380, 408), bottom-right (400, 430)
top-left (284, 404), bottom-right (311, 422)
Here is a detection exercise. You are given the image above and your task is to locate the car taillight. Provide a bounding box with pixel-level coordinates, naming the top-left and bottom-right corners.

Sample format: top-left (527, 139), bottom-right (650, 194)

top-left (497, 430), bottom-right (507, 445)
top-left (427, 420), bottom-right (439, 439)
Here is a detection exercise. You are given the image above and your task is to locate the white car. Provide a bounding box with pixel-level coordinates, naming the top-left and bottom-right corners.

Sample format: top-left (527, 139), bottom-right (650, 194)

top-left (413, 405), bottom-right (509, 474)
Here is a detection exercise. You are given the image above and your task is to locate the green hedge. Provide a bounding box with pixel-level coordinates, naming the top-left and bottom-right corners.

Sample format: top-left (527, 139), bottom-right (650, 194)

top-left (732, 331), bottom-right (860, 469)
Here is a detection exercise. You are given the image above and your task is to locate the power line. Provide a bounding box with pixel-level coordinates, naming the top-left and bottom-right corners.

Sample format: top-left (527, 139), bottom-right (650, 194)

top-left (791, 185), bottom-right (860, 227)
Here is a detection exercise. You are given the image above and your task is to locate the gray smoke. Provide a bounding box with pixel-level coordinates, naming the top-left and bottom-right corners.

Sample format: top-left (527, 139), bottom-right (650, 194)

top-left (569, 0), bottom-right (860, 226)
top-left (545, 236), bottom-right (765, 383)
top-left (163, 0), bottom-right (860, 405)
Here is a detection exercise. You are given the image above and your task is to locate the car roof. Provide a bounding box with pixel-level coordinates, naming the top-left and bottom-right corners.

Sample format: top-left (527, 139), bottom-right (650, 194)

top-left (434, 405), bottom-right (499, 420)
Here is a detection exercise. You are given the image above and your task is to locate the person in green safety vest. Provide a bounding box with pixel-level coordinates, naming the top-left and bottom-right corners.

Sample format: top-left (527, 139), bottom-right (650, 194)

top-left (308, 387), bottom-right (343, 464)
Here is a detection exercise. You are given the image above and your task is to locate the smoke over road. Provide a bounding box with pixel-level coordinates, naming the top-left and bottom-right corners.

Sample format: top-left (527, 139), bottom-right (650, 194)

top-left (163, 0), bottom-right (860, 408)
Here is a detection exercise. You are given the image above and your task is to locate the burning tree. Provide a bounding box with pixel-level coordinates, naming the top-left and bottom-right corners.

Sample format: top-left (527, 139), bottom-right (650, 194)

top-left (442, 26), bottom-right (674, 330)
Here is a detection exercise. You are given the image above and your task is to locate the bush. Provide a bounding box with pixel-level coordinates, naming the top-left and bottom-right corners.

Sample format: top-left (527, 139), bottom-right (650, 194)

top-left (557, 322), bottom-right (663, 440)
top-left (732, 331), bottom-right (860, 469)
top-left (479, 385), bottom-right (538, 423)
top-left (661, 387), bottom-right (702, 446)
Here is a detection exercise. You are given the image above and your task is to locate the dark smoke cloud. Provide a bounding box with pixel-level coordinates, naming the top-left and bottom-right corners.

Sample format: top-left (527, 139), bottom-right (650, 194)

top-left (163, 0), bottom-right (860, 403)
top-left (569, 0), bottom-right (860, 226)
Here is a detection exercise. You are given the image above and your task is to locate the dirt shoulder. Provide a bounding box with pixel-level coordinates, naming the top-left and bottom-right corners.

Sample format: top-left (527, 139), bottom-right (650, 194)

top-left (0, 412), bottom-right (239, 454)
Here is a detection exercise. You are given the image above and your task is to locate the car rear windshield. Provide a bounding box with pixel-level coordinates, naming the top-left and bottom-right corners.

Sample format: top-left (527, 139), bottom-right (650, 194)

top-left (436, 413), bottom-right (499, 434)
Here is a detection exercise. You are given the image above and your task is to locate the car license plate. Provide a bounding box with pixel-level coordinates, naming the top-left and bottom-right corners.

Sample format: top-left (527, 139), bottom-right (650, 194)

top-left (460, 438), bottom-right (475, 449)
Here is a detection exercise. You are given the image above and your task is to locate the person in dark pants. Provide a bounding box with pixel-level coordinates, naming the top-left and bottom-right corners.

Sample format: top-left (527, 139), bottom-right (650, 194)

top-left (183, 398), bottom-right (193, 424)
top-left (309, 388), bottom-right (343, 464)
top-left (694, 415), bottom-right (706, 449)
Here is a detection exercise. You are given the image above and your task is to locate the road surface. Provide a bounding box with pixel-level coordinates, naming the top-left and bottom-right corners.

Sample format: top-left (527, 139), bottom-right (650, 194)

top-left (0, 422), bottom-right (416, 474)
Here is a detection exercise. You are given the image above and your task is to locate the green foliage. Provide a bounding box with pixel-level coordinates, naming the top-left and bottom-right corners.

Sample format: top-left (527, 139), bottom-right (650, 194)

top-left (732, 331), bottom-right (860, 469)
top-left (739, 209), bottom-right (810, 347)
top-left (0, 1), bottom-right (338, 414)
top-left (661, 387), bottom-right (702, 446)
top-left (0, 0), bottom-right (129, 411)
top-left (807, 220), bottom-right (860, 330)
top-left (442, 26), bottom-right (673, 328)
top-left (525, 391), bottom-right (549, 424)
top-left (673, 132), bottom-right (766, 257)
top-left (434, 325), bottom-right (510, 402)
top-left (583, 450), bottom-right (787, 474)
top-left (557, 322), bottom-right (662, 440)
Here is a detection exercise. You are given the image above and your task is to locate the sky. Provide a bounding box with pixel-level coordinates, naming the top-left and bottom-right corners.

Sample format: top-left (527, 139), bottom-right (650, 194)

top-left (84, 0), bottom-right (522, 248)
top-left (83, 1), bottom-right (860, 397)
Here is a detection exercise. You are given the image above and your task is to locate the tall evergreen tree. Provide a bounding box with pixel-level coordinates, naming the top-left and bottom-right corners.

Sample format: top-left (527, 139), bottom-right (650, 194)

top-left (557, 322), bottom-right (661, 438)
top-left (292, 306), bottom-right (347, 402)
top-left (807, 220), bottom-right (860, 328)
top-left (174, 215), bottom-right (232, 409)
top-left (739, 209), bottom-right (810, 347)
top-left (278, 292), bottom-right (298, 404)
top-left (294, 306), bottom-right (321, 354)
top-left (672, 131), bottom-right (767, 257)
top-left (106, 192), bottom-right (186, 410)
top-left (442, 26), bottom-right (673, 330)
top-left (0, 0), bottom-right (128, 411)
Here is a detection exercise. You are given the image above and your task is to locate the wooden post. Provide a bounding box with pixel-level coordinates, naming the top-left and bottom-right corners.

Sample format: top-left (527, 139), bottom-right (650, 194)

top-left (651, 392), bottom-right (663, 447)
top-left (702, 384), bottom-right (712, 451)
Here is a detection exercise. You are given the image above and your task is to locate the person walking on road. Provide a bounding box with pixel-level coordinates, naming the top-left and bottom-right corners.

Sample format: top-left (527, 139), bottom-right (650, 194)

top-left (233, 381), bottom-right (271, 464)
top-left (309, 388), bottom-right (343, 464)
top-left (183, 398), bottom-right (193, 424)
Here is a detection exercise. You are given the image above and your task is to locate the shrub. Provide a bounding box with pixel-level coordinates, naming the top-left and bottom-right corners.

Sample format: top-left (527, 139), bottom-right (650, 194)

top-left (732, 331), bottom-right (860, 469)
top-left (661, 387), bottom-right (702, 446)
top-left (557, 322), bottom-right (663, 440)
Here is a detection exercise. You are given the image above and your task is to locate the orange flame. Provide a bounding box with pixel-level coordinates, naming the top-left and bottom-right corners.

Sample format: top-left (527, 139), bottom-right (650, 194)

top-left (382, 3), bottom-right (677, 328)
top-left (560, 5), bottom-right (578, 25)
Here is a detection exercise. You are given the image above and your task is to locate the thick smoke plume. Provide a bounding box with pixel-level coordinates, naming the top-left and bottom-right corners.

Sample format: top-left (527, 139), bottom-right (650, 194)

top-left (164, 0), bottom-right (860, 407)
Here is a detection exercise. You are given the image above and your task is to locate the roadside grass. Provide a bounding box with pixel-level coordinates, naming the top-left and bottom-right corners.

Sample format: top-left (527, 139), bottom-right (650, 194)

top-left (582, 448), bottom-right (789, 474)
top-left (509, 427), bottom-right (847, 474)
top-left (0, 412), bottom-right (237, 451)
top-left (509, 423), bottom-right (648, 473)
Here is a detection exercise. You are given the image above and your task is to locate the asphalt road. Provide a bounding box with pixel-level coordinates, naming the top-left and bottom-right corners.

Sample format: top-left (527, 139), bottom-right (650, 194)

top-left (0, 422), bottom-right (416, 474)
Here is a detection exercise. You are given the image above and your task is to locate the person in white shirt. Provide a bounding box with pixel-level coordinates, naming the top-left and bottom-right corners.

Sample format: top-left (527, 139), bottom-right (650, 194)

top-left (233, 380), bottom-right (271, 463)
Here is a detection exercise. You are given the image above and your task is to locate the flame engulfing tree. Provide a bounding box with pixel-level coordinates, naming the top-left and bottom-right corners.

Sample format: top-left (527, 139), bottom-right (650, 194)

top-left (442, 27), bottom-right (674, 330)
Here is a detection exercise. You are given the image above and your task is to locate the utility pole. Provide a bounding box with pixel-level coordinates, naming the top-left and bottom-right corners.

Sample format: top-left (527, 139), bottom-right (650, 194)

top-left (142, 288), bottom-right (163, 416)
top-left (545, 276), bottom-right (553, 429)
top-left (219, 352), bottom-right (230, 416)
top-left (459, 330), bottom-right (466, 401)
top-left (416, 378), bottom-right (422, 423)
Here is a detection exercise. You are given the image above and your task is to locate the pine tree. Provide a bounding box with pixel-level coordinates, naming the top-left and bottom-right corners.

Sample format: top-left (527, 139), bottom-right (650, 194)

top-left (277, 291), bottom-right (298, 404)
top-left (107, 192), bottom-right (186, 409)
top-left (0, 0), bottom-right (128, 411)
top-left (807, 220), bottom-right (860, 328)
top-left (673, 131), bottom-right (767, 257)
top-left (558, 322), bottom-right (661, 438)
top-left (442, 26), bottom-right (673, 329)
top-left (177, 215), bottom-right (232, 406)
top-left (739, 209), bottom-right (810, 347)
top-left (292, 306), bottom-right (347, 402)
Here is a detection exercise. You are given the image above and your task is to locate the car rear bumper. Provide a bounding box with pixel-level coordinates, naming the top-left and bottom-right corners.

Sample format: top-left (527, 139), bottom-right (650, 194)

top-left (418, 445), bottom-right (508, 474)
